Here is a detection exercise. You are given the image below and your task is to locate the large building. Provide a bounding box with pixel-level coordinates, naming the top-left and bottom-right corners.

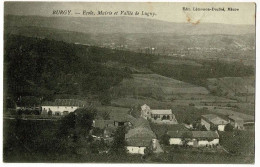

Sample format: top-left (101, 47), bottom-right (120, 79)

top-left (201, 114), bottom-right (228, 131)
top-left (167, 130), bottom-right (219, 147)
top-left (41, 99), bottom-right (86, 116)
top-left (141, 104), bottom-right (178, 124)
top-left (125, 118), bottom-right (160, 155)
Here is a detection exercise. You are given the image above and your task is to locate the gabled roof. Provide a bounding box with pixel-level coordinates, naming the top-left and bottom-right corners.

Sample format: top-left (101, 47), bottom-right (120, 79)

top-left (167, 131), bottom-right (192, 138)
top-left (126, 138), bottom-right (152, 147)
top-left (132, 117), bottom-right (151, 130)
top-left (192, 131), bottom-right (219, 139)
top-left (167, 131), bottom-right (219, 139)
top-left (202, 114), bottom-right (228, 125)
top-left (94, 120), bottom-right (114, 129)
top-left (141, 104), bottom-right (150, 111)
top-left (125, 127), bottom-right (156, 139)
top-left (126, 127), bottom-right (156, 147)
top-left (42, 99), bottom-right (86, 107)
top-left (151, 109), bottom-right (172, 115)
top-left (228, 115), bottom-right (244, 121)
top-left (202, 114), bottom-right (218, 120)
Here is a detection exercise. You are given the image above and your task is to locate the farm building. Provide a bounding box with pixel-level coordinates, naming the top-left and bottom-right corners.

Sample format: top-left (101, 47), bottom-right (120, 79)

top-left (201, 114), bottom-right (228, 131)
top-left (110, 113), bottom-right (136, 127)
top-left (125, 126), bottom-right (157, 155)
top-left (92, 114), bottom-right (137, 138)
top-left (228, 115), bottom-right (245, 130)
top-left (41, 99), bottom-right (86, 116)
top-left (93, 114), bottom-right (136, 128)
top-left (125, 118), bottom-right (162, 155)
top-left (92, 120), bottom-right (115, 129)
top-left (141, 104), bottom-right (178, 124)
top-left (167, 130), bottom-right (219, 147)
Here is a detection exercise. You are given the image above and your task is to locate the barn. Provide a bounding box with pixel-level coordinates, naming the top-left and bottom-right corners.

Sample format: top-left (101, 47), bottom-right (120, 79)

top-left (41, 99), bottom-right (86, 116)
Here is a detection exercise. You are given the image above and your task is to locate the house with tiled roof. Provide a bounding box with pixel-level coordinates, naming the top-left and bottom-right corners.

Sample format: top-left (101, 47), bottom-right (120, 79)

top-left (167, 130), bottom-right (219, 147)
top-left (125, 126), bottom-right (157, 155)
top-left (125, 118), bottom-right (162, 155)
top-left (228, 115), bottom-right (244, 130)
top-left (41, 99), bottom-right (87, 116)
top-left (201, 114), bottom-right (228, 131)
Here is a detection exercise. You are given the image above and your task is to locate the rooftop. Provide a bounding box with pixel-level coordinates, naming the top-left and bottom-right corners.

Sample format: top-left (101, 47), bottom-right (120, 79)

top-left (167, 131), bottom-right (191, 138)
top-left (151, 109), bottom-right (172, 115)
top-left (167, 131), bottom-right (219, 139)
top-left (42, 99), bottom-right (86, 107)
top-left (192, 131), bottom-right (219, 139)
top-left (202, 114), bottom-right (228, 125)
top-left (126, 138), bottom-right (152, 147)
top-left (93, 120), bottom-right (114, 129)
top-left (228, 115), bottom-right (244, 121)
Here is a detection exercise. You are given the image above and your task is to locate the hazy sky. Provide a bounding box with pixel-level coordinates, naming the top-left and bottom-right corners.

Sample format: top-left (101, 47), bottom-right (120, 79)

top-left (4, 2), bottom-right (255, 25)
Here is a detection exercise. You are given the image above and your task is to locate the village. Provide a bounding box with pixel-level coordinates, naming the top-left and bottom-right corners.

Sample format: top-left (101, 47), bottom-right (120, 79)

top-left (3, 2), bottom-right (255, 163)
top-left (5, 97), bottom-right (254, 157)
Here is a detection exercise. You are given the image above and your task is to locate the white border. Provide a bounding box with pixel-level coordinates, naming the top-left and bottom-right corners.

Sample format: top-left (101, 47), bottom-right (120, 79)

top-left (0, 0), bottom-right (258, 167)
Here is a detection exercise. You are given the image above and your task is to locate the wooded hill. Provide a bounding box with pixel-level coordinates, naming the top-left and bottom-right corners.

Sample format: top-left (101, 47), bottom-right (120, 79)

top-left (4, 34), bottom-right (254, 103)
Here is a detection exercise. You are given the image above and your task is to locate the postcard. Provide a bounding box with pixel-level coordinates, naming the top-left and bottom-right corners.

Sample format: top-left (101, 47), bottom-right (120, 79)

top-left (3, 1), bottom-right (255, 164)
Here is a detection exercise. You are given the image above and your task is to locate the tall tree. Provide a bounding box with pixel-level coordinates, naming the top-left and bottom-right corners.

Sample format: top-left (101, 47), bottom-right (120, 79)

top-left (111, 126), bottom-right (127, 154)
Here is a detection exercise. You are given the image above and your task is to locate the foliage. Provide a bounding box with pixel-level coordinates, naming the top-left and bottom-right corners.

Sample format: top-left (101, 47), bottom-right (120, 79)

top-left (160, 134), bottom-right (170, 146)
top-left (130, 105), bottom-right (141, 118)
top-left (219, 130), bottom-right (255, 155)
top-left (150, 59), bottom-right (254, 87)
top-left (98, 91), bottom-right (112, 105)
top-left (224, 123), bottom-right (234, 132)
top-left (5, 34), bottom-right (134, 100)
top-left (92, 127), bottom-right (104, 136)
top-left (110, 126), bottom-right (127, 154)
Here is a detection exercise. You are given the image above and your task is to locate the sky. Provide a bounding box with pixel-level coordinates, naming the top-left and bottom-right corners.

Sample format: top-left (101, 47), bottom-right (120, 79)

top-left (4, 2), bottom-right (256, 25)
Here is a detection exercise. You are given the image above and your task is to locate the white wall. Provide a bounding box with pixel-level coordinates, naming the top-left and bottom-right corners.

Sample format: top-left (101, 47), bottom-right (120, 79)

top-left (126, 146), bottom-right (146, 155)
top-left (198, 139), bottom-right (219, 146)
top-left (169, 138), bottom-right (219, 147)
top-left (218, 125), bottom-right (226, 131)
top-left (42, 106), bottom-right (78, 115)
top-left (169, 138), bottom-right (183, 145)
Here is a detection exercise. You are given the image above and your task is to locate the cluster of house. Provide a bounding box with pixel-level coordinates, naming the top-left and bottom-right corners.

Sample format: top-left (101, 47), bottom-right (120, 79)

top-left (164, 113), bottom-right (255, 148)
top-left (92, 112), bottom-right (163, 155)
top-left (201, 113), bottom-right (254, 131)
top-left (167, 130), bottom-right (219, 147)
top-left (19, 100), bottom-right (253, 154)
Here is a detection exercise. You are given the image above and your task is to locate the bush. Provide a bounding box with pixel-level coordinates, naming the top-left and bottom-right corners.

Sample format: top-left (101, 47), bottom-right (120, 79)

top-left (224, 123), bottom-right (234, 132)
top-left (160, 134), bottom-right (170, 146)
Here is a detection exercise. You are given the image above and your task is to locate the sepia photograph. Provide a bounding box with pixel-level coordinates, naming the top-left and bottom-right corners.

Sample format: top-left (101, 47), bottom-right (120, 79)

top-left (2, 1), bottom-right (256, 164)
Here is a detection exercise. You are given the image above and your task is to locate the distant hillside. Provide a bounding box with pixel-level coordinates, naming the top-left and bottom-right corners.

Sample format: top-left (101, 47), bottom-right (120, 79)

top-left (207, 77), bottom-right (255, 98)
top-left (110, 74), bottom-right (209, 99)
top-left (5, 15), bottom-right (255, 35)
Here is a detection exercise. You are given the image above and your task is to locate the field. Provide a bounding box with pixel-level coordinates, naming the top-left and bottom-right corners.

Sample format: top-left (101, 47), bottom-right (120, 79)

top-left (155, 57), bottom-right (202, 67)
top-left (207, 77), bottom-right (255, 101)
top-left (111, 74), bottom-right (209, 98)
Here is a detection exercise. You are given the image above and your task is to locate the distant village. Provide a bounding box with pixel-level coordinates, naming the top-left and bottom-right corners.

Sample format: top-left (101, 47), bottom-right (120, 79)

top-left (5, 97), bottom-right (255, 155)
